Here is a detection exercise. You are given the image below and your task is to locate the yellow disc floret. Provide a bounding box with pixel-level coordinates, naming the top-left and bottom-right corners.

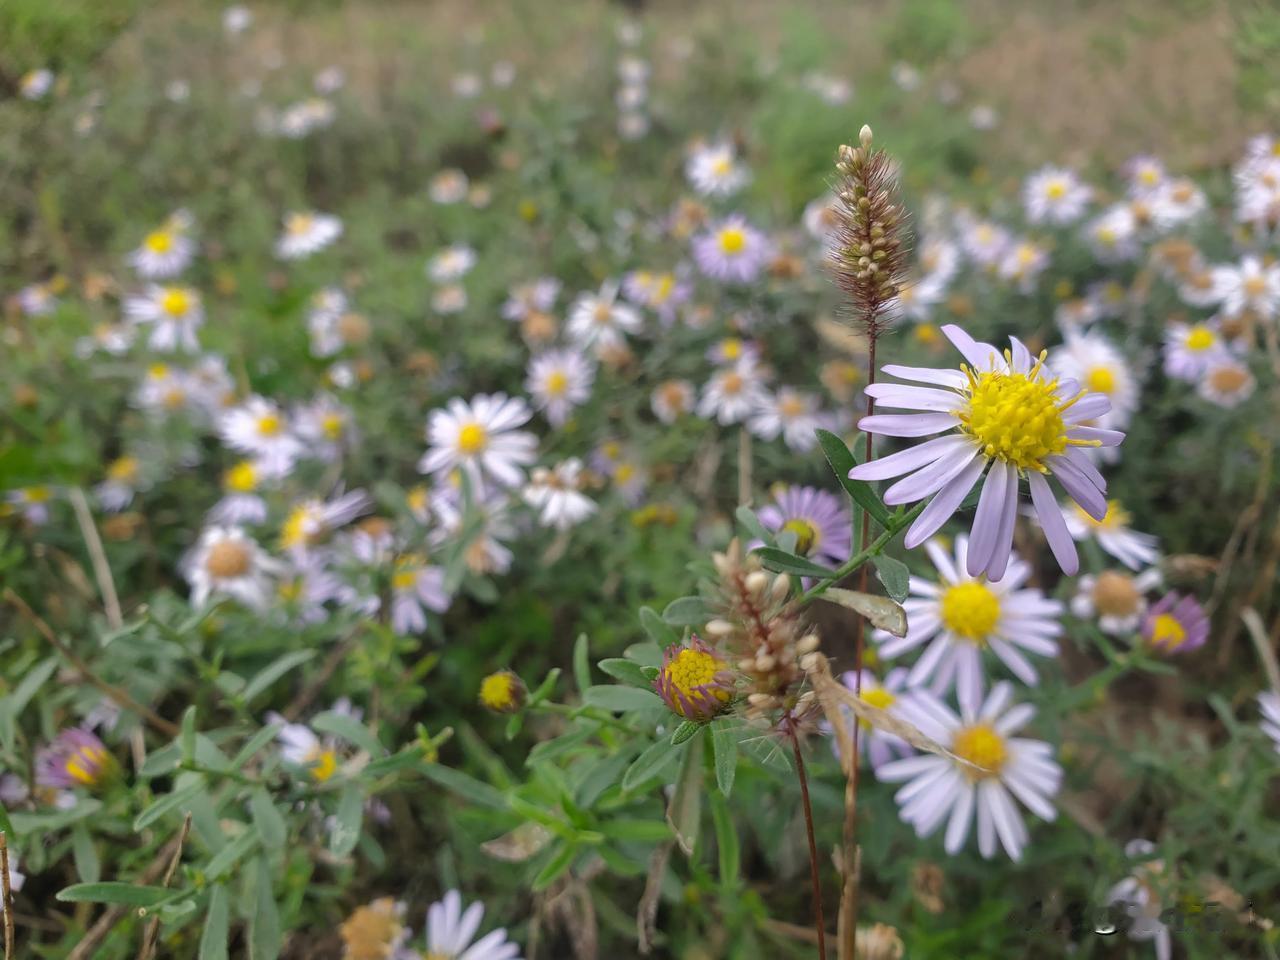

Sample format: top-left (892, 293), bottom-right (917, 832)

top-left (952, 723), bottom-right (1007, 780)
top-left (479, 671), bottom-right (526, 714)
top-left (145, 230), bottom-right (174, 254)
top-left (1149, 613), bottom-right (1187, 649)
top-left (1086, 366), bottom-right (1116, 394)
top-left (940, 581), bottom-right (1001, 642)
top-left (718, 227), bottom-right (746, 254)
top-left (160, 287), bottom-right (192, 317)
top-left (660, 646), bottom-right (731, 720)
top-left (457, 422), bottom-right (487, 455)
top-left (781, 518), bottom-right (818, 556)
top-left (960, 358), bottom-right (1073, 471)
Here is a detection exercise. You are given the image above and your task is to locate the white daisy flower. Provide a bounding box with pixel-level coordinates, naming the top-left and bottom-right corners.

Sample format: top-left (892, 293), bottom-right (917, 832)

top-left (390, 554), bottom-right (450, 635)
top-left (128, 223), bottom-right (196, 279)
top-left (314, 66), bottom-right (346, 93)
top-left (523, 459), bottom-right (597, 531)
top-left (94, 456), bottom-right (145, 512)
top-left (294, 395), bottom-right (357, 463)
top-left (267, 708), bottom-right (352, 783)
top-left (1162, 320), bottom-right (1225, 381)
top-left (419, 394), bottom-right (538, 491)
top-left (1211, 255), bottom-right (1280, 320)
top-left (650, 379), bottom-right (695, 424)
top-left (20, 69), bottom-right (54, 100)
top-left (692, 216), bottom-right (771, 285)
top-left (433, 284), bottom-right (468, 315)
top-left (697, 357), bottom-right (771, 426)
top-left (280, 491), bottom-right (373, 555)
top-left (957, 217), bottom-right (1011, 268)
top-left (1125, 156), bottom-right (1167, 197)
top-left (501, 278), bottom-right (560, 321)
top-left (427, 244), bottom-right (478, 282)
top-left (1106, 840), bottom-right (1173, 960)
top-left (1048, 330), bottom-right (1139, 437)
top-left (1197, 357), bottom-right (1256, 408)
top-left (208, 460), bottom-right (269, 526)
top-left (4, 486), bottom-right (56, 525)
top-left (1063, 499), bottom-right (1158, 570)
top-left (617, 111), bottom-right (650, 141)
top-left (431, 488), bottom-right (517, 575)
top-left (17, 283), bottom-right (58, 316)
top-left (747, 387), bottom-right (826, 453)
top-left (878, 537), bottom-right (1062, 712)
top-left (1150, 178), bottom-right (1207, 230)
top-left (830, 668), bottom-right (913, 772)
top-left (1070, 568), bottom-right (1162, 635)
top-left (219, 396), bottom-right (303, 477)
top-left (850, 324), bottom-right (1124, 579)
top-left (189, 355), bottom-right (236, 416)
top-left (685, 141), bottom-right (750, 197)
top-left (275, 212), bottom-right (343, 260)
top-left (76, 322), bottom-right (137, 358)
top-left (275, 554), bottom-right (344, 625)
top-left (878, 682), bottom-right (1062, 862)
top-left (278, 98), bottom-right (335, 138)
top-left (223, 5), bottom-right (252, 35)
top-left (891, 62), bottom-right (920, 91)
top-left (423, 890), bottom-right (520, 960)
top-left (1259, 693), bottom-right (1280, 757)
top-left (1084, 205), bottom-right (1141, 263)
top-left (525, 349), bottom-right (594, 428)
top-left (885, 276), bottom-right (947, 324)
top-left (997, 239), bottom-right (1050, 294)
top-left (1054, 298), bottom-right (1101, 335)
top-left (182, 525), bottom-right (280, 610)
top-left (124, 284), bottom-right (204, 352)
top-left (1176, 266), bottom-right (1220, 309)
top-left (429, 169), bottom-right (469, 205)
top-left (566, 281), bottom-right (642, 351)
top-left (1023, 167), bottom-right (1092, 226)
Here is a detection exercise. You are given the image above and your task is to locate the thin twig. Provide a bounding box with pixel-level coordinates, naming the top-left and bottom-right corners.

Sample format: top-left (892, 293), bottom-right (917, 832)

top-left (68, 830), bottom-right (189, 960)
top-left (636, 840), bottom-right (673, 955)
top-left (69, 487), bottom-right (123, 630)
top-left (0, 832), bottom-right (14, 959)
top-left (788, 724), bottom-right (826, 960)
top-left (282, 628), bottom-right (363, 721)
top-left (3, 589), bottom-right (178, 737)
top-left (135, 813), bottom-right (191, 960)
top-left (737, 427), bottom-right (753, 507)
top-left (1242, 608), bottom-right (1280, 695)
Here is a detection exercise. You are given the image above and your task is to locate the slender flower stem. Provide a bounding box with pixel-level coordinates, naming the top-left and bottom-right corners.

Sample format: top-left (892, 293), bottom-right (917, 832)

top-left (797, 501), bottom-right (927, 606)
top-left (529, 700), bottom-right (638, 733)
top-left (788, 723), bottom-right (826, 960)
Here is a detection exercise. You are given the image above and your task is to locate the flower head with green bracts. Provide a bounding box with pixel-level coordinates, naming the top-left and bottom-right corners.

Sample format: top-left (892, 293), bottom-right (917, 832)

top-left (655, 635), bottom-right (734, 722)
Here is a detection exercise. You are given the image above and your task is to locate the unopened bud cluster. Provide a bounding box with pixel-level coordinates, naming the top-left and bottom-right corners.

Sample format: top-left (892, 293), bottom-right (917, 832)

top-left (829, 124), bottom-right (910, 335)
top-left (705, 539), bottom-right (820, 720)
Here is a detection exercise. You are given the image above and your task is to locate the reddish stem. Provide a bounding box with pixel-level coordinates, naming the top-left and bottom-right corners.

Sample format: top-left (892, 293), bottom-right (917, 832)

top-left (790, 723), bottom-right (827, 960)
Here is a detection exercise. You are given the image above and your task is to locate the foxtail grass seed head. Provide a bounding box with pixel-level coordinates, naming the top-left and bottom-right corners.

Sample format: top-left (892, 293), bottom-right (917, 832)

top-left (828, 124), bottom-right (911, 335)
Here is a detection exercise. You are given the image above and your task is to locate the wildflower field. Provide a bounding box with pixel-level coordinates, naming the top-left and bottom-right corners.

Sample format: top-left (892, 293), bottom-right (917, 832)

top-left (4, 1), bottom-right (1280, 957)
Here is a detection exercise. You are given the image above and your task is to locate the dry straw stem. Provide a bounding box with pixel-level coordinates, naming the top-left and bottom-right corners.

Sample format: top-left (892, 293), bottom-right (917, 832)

top-left (2, 589), bottom-right (179, 738)
top-left (135, 813), bottom-right (191, 960)
top-left (69, 487), bottom-right (124, 630)
top-left (1241, 607), bottom-right (1280, 695)
top-left (0, 832), bottom-right (13, 959)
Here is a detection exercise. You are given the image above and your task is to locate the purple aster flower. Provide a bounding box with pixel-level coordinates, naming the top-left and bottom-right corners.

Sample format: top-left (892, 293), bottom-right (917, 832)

top-left (692, 216), bottom-right (771, 284)
top-left (1141, 592), bottom-right (1209, 654)
top-left (655, 635), bottom-right (735, 721)
top-left (36, 728), bottom-right (116, 789)
top-left (756, 486), bottom-right (851, 567)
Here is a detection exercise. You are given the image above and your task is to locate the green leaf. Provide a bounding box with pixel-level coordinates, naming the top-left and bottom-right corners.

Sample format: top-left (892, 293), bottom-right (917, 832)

top-left (638, 607), bottom-right (678, 646)
top-left (363, 746), bottom-right (431, 777)
top-left (0, 800), bottom-right (16, 841)
top-left (134, 777), bottom-right (205, 831)
top-left (422, 764), bottom-right (507, 809)
top-left (199, 886), bottom-right (230, 960)
top-left (622, 739), bottom-right (681, 791)
top-left (624, 641), bottom-right (663, 667)
top-left (532, 842), bottom-right (576, 891)
top-left (598, 818), bottom-right (673, 843)
top-left (708, 791), bottom-right (740, 892)
top-left (734, 504), bottom-right (772, 544)
top-left (666, 728), bottom-right (705, 856)
top-left (6, 658), bottom-right (58, 718)
top-left (582, 686), bottom-right (663, 713)
top-left (249, 788), bottom-right (286, 853)
top-left (71, 822), bottom-right (100, 883)
top-left (822, 588), bottom-right (908, 637)
top-left (753, 547), bottom-right (834, 579)
top-left (204, 827), bottom-right (259, 881)
top-left (57, 882), bottom-right (175, 906)
top-left (241, 649), bottom-right (317, 704)
top-left (816, 428), bottom-right (892, 527)
top-left (710, 718), bottom-right (739, 797)
top-left (573, 633), bottom-right (591, 694)
top-left (597, 658), bottom-right (653, 688)
top-left (311, 710), bottom-right (384, 759)
top-left (329, 783), bottom-right (363, 857)
top-left (662, 596), bottom-right (711, 627)
top-left (180, 706), bottom-right (197, 763)
top-left (873, 555), bottom-right (911, 603)
top-left (232, 723), bottom-right (283, 770)
top-left (670, 720), bottom-right (700, 745)
top-left (249, 857), bottom-right (281, 960)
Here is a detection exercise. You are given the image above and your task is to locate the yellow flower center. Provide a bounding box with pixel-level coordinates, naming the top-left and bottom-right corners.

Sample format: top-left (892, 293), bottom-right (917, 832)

top-left (407, 486), bottom-right (429, 514)
top-left (952, 723), bottom-right (1007, 780)
top-left (663, 649), bottom-right (730, 717)
top-left (256, 414), bottom-right (282, 437)
top-left (781, 518), bottom-right (818, 555)
top-left (479, 672), bottom-right (520, 711)
top-left (960, 363), bottom-right (1070, 471)
top-left (1208, 365), bottom-right (1249, 393)
top-left (858, 685), bottom-right (897, 729)
top-left (205, 540), bottom-right (251, 578)
top-left (915, 323), bottom-right (941, 345)
top-left (65, 745), bottom-right (112, 786)
top-left (711, 156), bottom-right (733, 177)
top-left (1185, 326), bottom-right (1215, 351)
top-left (1096, 227), bottom-right (1117, 246)
top-left (940, 580), bottom-right (1001, 642)
top-left (107, 457), bottom-right (139, 483)
top-left (282, 505), bottom-right (321, 549)
top-left (659, 381), bottom-right (688, 411)
top-left (721, 338), bottom-right (742, 359)
top-left (391, 568), bottom-right (419, 591)
top-left (277, 580), bottom-right (303, 602)
top-left (224, 461), bottom-right (258, 493)
top-left (721, 372), bottom-right (744, 395)
top-left (1092, 570), bottom-right (1141, 617)
top-left (614, 463), bottom-right (636, 485)
top-left (1150, 613), bottom-right (1187, 649)
top-left (1245, 275), bottom-right (1268, 297)
top-left (287, 213), bottom-right (314, 235)
top-left (321, 413), bottom-right (345, 440)
top-left (1075, 499), bottom-right (1130, 531)
top-left (545, 370), bottom-right (569, 396)
top-left (653, 274), bottom-right (675, 301)
top-left (779, 394), bottom-right (807, 418)
top-left (457, 422), bottom-right (487, 454)
top-left (1045, 180), bottom-right (1067, 200)
top-left (309, 748), bottom-right (338, 782)
top-left (160, 288), bottom-right (192, 317)
top-left (1086, 366), bottom-right (1116, 394)
top-left (145, 230), bottom-right (174, 254)
top-left (718, 227), bottom-right (746, 255)
top-left (24, 486), bottom-right (52, 503)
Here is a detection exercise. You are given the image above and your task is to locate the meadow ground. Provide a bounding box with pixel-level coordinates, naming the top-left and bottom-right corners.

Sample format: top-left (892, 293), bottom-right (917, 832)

top-left (2, 1), bottom-right (1280, 958)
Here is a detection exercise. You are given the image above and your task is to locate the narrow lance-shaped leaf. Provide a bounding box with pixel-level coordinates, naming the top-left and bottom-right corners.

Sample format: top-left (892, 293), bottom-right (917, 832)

top-left (816, 428), bottom-right (892, 527)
